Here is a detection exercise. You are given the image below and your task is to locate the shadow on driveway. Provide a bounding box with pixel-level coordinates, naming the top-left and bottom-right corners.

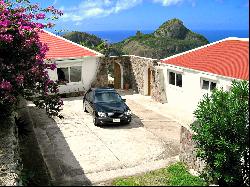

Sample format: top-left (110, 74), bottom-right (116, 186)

top-left (27, 105), bottom-right (92, 186)
top-left (96, 114), bottom-right (144, 129)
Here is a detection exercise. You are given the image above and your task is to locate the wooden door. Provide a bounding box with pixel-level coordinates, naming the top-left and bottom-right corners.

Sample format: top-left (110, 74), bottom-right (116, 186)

top-left (148, 68), bottom-right (151, 96)
top-left (114, 63), bottom-right (121, 89)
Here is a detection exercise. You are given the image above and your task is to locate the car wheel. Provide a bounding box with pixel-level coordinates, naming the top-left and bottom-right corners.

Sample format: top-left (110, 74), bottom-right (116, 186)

top-left (93, 117), bottom-right (99, 126)
top-left (83, 101), bottom-right (88, 113)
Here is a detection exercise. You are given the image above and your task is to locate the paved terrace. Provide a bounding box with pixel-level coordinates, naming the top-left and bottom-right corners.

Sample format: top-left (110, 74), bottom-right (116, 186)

top-left (27, 90), bottom-right (193, 185)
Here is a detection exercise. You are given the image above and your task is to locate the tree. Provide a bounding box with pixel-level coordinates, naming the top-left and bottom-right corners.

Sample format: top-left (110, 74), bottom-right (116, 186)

top-left (136, 30), bottom-right (143, 38)
top-left (0, 0), bottom-right (64, 118)
top-left (191, 80), bottom-right (249, 185)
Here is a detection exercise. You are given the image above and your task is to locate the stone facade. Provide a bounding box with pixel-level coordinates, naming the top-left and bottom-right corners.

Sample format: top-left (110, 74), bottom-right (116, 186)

top-left (129, 55), bottom-right (158, 94)
top-left (91, 57), bottom-right (109, 88)
top-left (151, 67), bottom-right (168, 103)
top-left (0, 115), bottom-right (21, 186)
top-left (179, 126), bottom-right (206, 173)
top-left (92, 55), bottom-right (167, 103)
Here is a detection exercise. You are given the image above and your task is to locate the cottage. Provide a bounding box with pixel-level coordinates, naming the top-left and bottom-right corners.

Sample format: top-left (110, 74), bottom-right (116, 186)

top-left (38, 30), bottom-right (103, 94)
top-left (159, 37), bottom-right (249, 114)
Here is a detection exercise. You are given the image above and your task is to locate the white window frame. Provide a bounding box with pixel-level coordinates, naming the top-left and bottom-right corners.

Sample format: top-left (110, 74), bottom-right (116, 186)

top-left (168, 70), bottom-right (183, 88)
top-left (57, 66), bottom-right (82, 84)
top-left (200, 78), bottom-right (217, 92)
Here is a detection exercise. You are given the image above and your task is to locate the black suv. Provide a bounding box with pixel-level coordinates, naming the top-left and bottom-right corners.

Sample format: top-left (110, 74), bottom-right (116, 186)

top-left (83, 87), bottom-right (132, 126)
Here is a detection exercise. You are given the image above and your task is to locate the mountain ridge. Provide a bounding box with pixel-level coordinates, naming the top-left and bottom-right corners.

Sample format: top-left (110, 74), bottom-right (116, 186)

top-left (62, 18), bottom-right (209, 59)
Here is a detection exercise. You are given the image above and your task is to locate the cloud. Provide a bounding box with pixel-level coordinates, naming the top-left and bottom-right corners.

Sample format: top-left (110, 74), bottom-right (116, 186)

top-left (60, 0), bottom-right (197, 23)
top-left (153, 0), bottom-right (183, 6)
top-left (52, 0), bottom-right (58, 6)
top-left (61, 0), bottom-right (142, 22)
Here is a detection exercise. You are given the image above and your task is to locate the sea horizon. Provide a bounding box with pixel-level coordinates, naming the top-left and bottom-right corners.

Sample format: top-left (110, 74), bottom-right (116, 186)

top-left (55, 29), bottom-right (249, 44)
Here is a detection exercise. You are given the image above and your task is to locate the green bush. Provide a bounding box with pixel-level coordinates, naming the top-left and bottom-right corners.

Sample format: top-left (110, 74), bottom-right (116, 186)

top-left (191, 80), bottom-right (249, 185)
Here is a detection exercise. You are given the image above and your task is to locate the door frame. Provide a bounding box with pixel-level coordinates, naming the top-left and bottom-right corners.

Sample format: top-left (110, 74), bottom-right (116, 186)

top-left (114, 62), bottom-right (124, 89)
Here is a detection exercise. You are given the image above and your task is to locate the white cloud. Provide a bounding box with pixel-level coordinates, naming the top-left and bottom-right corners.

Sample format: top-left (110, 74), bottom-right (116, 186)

top-left (153, 0), bottom-right (183, 6)
top-left (61, 0), bottom-right (142, 22)
top-left (75, 22), bottom-right (82, 26)
top-left (60, 0), bottom-right (196, 23)
top-left (52, 0), bottom-right (58, 5)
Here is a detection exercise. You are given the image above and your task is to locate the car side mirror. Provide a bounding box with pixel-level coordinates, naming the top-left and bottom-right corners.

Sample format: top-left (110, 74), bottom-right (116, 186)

top-left (122, 98), bottom-right (126, 102)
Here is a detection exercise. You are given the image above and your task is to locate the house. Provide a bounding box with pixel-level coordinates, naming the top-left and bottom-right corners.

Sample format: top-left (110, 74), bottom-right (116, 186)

top-left (159, 37), bottom-right (249, 114)
top-left (38, 30), bottom-right (103, 93)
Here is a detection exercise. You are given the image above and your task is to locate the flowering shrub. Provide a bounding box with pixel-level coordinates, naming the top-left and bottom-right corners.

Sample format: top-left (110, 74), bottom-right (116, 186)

top-left (0, 0), bottom-right (63, 118)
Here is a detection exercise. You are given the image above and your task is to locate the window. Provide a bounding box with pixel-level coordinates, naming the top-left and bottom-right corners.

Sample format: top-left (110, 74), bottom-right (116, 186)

top-left (169, 72), bottom-right (175, 85)
top-left (210, 82), bottom-right (217, 91)
top-left (70, 66), bottom-right (82, 82)
top-left (94, 92), bottom-right (122, 103)
top-left (57, 68), bottom-right (69, 84)
top-left (176, 73), bottom-right (182, 87)
top-left (201, 79), bottom-right (217, 91)
top-left (168, 71), bottom-right (182, 87)
top-left (202, 80), bottom-right (209, 90)
top-left (57, 66), bottom-right (82, 84)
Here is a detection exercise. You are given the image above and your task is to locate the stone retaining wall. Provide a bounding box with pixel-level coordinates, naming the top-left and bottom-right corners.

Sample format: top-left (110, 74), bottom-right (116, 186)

top-left (0, 115), bottom-right (21, 186)
top-left (16, 98), bottom-right (52, 186)
top-left (179, 126), bottom-right (205, 173)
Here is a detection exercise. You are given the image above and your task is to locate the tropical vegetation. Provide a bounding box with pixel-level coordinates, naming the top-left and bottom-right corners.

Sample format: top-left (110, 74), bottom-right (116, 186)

top-left (0, 0), bottom-right (63, 118)
top-left (191, 80), bottom-right (249, 186)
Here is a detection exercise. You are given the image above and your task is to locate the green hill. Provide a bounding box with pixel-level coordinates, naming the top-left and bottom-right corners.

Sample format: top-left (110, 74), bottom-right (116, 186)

top-left (62, 31), bottom-right (103, 50)
top-left (110, 18), bottom-right (209, 59)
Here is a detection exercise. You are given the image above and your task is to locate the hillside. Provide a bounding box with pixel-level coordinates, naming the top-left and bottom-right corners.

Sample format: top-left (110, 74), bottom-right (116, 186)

top-left (110, 18), bottom-right (209, 59)
top-left (62, 31), bottom-right (123, 56)
top-left (62, 31), bottom-right (103, 50)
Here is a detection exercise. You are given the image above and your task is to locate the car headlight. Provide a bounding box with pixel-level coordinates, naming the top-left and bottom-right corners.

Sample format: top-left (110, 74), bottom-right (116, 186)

top-left (97, 112), bottom-right (107, 117)
top-left (125, 110), bottom-right (132, 115)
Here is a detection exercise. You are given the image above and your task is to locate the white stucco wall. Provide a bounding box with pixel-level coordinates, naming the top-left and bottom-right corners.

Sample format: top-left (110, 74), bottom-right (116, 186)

top-left (161, 64), bottom-right (235, 116)
top-left (47, 57), bottom-right (99, 94)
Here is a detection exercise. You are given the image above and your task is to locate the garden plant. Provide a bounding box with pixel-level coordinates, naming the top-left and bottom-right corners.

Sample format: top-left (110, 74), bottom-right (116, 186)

top-left (191, 80), bottom-right (249, 186)
top-left (0, 0), bottom-right (64, 118)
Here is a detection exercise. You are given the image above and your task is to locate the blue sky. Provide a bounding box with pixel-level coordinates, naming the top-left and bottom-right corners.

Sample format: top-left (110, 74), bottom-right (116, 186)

top-left (32, 0), bottom-right (249, 32)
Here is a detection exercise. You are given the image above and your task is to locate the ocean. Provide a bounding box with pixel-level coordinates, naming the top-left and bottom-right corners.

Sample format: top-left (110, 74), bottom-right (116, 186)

top-left (86, 30), bottom-right (249, 44)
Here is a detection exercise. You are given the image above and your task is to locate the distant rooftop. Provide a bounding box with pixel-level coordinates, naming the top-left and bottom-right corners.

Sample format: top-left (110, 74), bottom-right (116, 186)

top-left (161, 37), bottom-right (249, 80)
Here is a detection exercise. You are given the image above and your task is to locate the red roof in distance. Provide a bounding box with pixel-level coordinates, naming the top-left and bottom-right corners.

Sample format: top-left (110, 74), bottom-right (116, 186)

top-left (38, 30), bottom-right (102, 59)
top-left (161, 38), bottom-right (249, 80)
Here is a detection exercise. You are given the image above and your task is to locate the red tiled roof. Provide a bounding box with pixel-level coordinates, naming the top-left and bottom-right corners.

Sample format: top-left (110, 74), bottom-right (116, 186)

top-left (38, 30), bottom-right (100, 59)
top-left (161, 38), bottom-right (249, 80)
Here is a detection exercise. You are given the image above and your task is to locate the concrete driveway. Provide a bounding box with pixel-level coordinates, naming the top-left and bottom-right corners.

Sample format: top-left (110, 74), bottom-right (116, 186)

top-left (28, 91), bottom-right (182, 185)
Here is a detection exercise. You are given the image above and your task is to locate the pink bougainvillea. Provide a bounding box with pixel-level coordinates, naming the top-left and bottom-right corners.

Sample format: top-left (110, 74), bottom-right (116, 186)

top-left (0, 0), bottom-right (63, 118)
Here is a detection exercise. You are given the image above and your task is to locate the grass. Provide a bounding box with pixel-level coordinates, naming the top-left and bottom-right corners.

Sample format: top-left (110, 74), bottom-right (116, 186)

top-left (112, 162), bottom-right (207, 186)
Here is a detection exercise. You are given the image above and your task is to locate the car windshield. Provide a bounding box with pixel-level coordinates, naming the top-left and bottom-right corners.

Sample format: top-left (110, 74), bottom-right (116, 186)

top-left (94, 92), bottom-right (122, 103)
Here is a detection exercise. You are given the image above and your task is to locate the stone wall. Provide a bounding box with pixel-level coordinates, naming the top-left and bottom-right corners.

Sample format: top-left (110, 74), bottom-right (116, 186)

top-left (0, 115), bottom-right (21, 186)
top-left (151, 67), bottom-right (167, 103)
top-left (129, 55), bottom-right (158, 94)
top-left (92, 55), bottom-right (167, 103)
top-left (16, 98), bottom-right (52, 186)
top-left (91, 57), bottom-right (109, 88)
top-left (179, 126), bottom-right (205, 173)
